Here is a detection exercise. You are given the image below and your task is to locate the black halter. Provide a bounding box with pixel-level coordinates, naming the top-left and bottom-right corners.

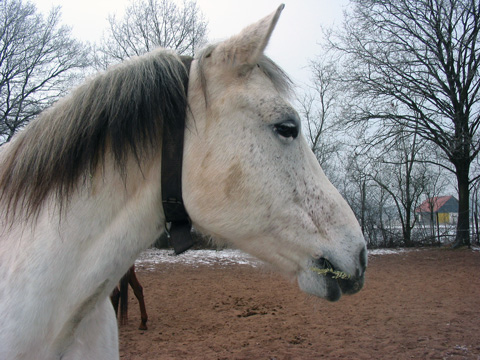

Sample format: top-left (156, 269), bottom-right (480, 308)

top-left (161, 56), bottom-right (194, 254)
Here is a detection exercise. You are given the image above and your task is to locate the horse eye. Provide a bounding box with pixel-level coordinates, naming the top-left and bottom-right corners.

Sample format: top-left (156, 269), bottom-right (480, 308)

top-left (273, 120), bottom-right (299, 141)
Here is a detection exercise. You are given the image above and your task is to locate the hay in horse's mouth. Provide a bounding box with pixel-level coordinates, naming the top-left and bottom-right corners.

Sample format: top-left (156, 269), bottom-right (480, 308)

top-left (310, 258), bottom-right (351, 280)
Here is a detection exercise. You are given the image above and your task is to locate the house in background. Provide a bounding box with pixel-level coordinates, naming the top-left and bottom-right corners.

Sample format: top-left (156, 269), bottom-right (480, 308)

top-left (415, 195), bottom-right (459, 225)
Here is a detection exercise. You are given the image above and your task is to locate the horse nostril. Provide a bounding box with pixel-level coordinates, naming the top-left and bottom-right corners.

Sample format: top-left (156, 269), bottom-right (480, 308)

top-left (358, 246), bottom-right (367, 276)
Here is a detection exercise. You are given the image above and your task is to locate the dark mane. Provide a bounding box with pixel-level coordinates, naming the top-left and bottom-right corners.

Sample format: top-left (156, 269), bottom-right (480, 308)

top-left (0, 49), bottom-right (190, 219)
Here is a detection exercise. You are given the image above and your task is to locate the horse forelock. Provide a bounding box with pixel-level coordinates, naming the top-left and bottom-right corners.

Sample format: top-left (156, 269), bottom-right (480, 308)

top-left (257, 55), bottom-right (293, 96)
top-left (0, 49), bottom-right (190, 220)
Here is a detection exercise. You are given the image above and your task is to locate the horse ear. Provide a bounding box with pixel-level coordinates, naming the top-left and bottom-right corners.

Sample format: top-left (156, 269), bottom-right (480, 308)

top-left (218, 4), bottom-right (284, 69)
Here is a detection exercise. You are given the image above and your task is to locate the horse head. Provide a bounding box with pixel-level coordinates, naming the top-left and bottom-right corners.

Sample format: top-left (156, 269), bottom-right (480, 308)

top-left (183, 5), bottom-right (367, 302)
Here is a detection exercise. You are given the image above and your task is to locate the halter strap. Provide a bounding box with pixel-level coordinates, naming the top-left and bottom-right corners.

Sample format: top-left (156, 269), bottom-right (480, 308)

top-left (161, 56), bottom-right (194, 255)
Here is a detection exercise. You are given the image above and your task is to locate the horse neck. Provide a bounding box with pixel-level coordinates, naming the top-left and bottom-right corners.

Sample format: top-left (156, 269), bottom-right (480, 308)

top-left (4, 151), bottom-right (165, 288)
top-left (66, 151), bottom-right (165, 253)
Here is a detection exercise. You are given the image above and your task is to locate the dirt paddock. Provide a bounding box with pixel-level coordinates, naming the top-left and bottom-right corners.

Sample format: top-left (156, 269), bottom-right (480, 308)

top-left (119, 248), bottom-right (480, 359)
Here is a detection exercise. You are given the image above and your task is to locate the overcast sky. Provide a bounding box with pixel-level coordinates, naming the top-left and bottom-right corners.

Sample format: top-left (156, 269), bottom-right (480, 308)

top-left (32, 0), bottom-right (349, 86)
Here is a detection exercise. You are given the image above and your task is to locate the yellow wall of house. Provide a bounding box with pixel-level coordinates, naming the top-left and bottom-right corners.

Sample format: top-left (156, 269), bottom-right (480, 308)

top-left (437, 213), bottom-right (450, 224)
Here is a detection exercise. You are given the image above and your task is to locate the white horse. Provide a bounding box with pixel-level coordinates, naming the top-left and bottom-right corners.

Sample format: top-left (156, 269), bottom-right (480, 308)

top-left (0, 5), bottom-right (366, 359)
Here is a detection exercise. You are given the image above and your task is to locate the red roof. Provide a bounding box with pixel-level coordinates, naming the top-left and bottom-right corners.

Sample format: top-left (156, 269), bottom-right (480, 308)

top-left (416, 196), bottom-right (453, 213)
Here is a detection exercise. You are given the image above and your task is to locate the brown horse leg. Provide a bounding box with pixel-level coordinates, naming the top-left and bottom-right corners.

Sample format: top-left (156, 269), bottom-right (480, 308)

top-left (110, 286), bottom-right (120, 316)
top-left (128, 265), bottom-right (148, 330)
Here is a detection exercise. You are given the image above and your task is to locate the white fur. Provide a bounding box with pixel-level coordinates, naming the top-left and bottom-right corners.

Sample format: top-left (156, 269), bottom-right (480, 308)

top-left (0, 154), bottom-right (162, 359)
top-left (0, 5), bottom-right (366, 359)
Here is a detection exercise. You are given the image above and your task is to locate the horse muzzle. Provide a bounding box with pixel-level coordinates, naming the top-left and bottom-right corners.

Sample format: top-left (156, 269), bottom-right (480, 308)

top-left (297, 246), bottom-right (367, 302)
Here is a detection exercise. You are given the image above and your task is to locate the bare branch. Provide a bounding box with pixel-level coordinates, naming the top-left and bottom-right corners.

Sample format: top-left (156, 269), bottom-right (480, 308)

top-left (95, 0), bottom-right (208, 69)
top-left (0, 0), bottom-right (90, 143)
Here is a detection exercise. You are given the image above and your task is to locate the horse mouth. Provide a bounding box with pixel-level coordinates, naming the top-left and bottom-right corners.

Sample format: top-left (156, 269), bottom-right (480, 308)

top-left (310, 257), bottom-right (365, 302)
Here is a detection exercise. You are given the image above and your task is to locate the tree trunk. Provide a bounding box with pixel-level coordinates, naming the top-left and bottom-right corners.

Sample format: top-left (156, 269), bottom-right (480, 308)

top-left (403, 203), bottom-right (412, 247)
top-left (403, 225), bottom-right (412, 247)
top-left (454, 166), bottom-right (471, 247)
top-left (360, 180), bottom-right (366, 235)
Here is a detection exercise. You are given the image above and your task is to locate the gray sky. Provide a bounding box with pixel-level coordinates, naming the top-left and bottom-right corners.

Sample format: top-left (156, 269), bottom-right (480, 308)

top-left (32, 0), bottom-right (349, 86)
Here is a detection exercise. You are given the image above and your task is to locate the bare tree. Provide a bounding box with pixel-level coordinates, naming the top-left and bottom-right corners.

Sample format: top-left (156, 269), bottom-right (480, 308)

top-left (328, 0), bottom-right (480, 247)
top-left (95, 0), bottom-right (208, 68)
top-left (344, 153), bottom-right (371, 238)
top-left (343, 150), bottom-right (391, 247)
top-left (417, 150), bottom-right (451, 243)
top-left (0, 0), bottom-right (90, 143)
top-left (297, 55), bottom-right (344, 177)
top-left (368, 129), bottom-right (429, 246)
top-left (344, 135), bottom-right (446, 247)
top-left (471, 178), bottom-right (480, 244)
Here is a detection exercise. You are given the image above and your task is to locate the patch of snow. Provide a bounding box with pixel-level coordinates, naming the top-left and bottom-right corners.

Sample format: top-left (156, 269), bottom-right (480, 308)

top-left (368, 248), bottom-right (408, 256)
top-left (135, 248), bottom-right (261, 270)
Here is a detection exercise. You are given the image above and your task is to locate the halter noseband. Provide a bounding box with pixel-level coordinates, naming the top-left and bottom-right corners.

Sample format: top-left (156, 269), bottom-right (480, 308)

top-left (161, 56), bottom-right (194, 255)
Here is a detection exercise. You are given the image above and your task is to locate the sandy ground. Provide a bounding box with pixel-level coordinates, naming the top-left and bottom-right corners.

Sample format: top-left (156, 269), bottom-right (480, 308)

top-left (118, 248), bottom-right (480, 359)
